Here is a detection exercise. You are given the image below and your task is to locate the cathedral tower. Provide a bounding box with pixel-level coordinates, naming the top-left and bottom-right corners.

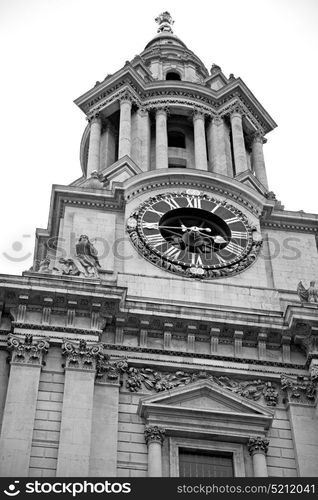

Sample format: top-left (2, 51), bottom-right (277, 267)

top-left (0, 13), bottom-right (318, 478)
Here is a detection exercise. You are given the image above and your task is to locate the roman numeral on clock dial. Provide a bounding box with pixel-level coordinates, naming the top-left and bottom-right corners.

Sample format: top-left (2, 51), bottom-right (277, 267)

top-left (146, 206), bottom-right (165, 217)
top-left (186, 196), bottom-right (201, 208)
top-left (163, 246), bottom-right (182, 260)
top-left (225, 241), bottom-right (243, 256)
top-left (191, 253), bottom-right (203, 266)
top-left (230, 231), bottom-right (248, 239)
top-left (146, 233), bottom-right (165, 247)
top-left (215, 254), bottom-right (227, 265)
top-left (164, 198), bottom-right (181, 210)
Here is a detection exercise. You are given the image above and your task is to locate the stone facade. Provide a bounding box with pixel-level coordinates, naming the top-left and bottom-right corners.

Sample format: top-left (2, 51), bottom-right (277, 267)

top-left (0, 13), bottom-right (318, 477)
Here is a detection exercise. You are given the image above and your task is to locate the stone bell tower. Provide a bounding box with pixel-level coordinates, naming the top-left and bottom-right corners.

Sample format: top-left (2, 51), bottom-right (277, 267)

top-left (0, 12), bottom-right (318, 478)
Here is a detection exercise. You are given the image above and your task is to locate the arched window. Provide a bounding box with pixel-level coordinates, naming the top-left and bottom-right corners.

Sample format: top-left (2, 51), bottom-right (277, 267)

top-left (168, 131), bottom-right (186, 148)
top-left (166, 71), bottom-right (181, 81)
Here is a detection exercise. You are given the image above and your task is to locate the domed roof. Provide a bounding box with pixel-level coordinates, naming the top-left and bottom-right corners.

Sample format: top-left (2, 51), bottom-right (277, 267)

top-left (141, 12), bottom-right (209, 79)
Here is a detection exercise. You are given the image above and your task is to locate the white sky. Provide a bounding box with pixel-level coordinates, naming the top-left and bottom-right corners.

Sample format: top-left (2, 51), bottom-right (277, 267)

top-left (0, 0), bottom-right (317, 275)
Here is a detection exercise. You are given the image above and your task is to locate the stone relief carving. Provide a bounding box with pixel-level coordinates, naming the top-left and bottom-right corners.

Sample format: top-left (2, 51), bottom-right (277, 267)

top-left (7, 334), bottom-right (49, 365)
top-left (281, 373), bottom-right (317, 403)
top-left (36, 235), bottom-right (102, 279)
top-left (96, 355), bottom-right (128, 382)
top-left (297, 281), bottom-right (318, 304)
top-left (124, 367), bottom-right (279, 406)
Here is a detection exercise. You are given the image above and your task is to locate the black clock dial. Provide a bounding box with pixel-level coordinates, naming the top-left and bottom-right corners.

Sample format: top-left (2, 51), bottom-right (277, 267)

top-left (127, 191), bottom-right (262, 279)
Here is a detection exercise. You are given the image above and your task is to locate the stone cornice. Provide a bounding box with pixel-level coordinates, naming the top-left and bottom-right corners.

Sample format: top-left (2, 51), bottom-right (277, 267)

top-left (261, 210), bottom-right (318, 234)
top-left (103, 343), bottom-right (306, 370)
top-left (0, 274), bottom-right (127, 310)
top-left (74, 64), bottom-right (276, 134)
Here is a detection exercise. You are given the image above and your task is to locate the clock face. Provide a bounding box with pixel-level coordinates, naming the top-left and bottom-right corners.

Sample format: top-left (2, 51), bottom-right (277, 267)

top-left (127, 190), bottom-right (262, 279)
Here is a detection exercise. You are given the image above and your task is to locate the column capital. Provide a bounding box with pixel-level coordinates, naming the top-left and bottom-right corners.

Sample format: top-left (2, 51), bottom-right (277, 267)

top-left (8, 334), bottom-right (49, 366)
top-left (137, 106), bottom-right (150, 117)
top-left (252, 131), bottom-right (267, 145)
top-left (62, 339), bottom-right (103, 371)
top-left (88, 113), bottom-right (102, 125)
top-left (119, 91), bottom-right (133, 105)
top-left (248, 436), bottom-right (269, 456)
top-left (155, 107), bottom-right (169, 117)
top-left (211, 115), bottom-right (223, 126)
top-left (144, 425), bottom-right (166, 445)
top-left (193, 108), bottom-right (206, 121)
top-left (228, 102), bottom-right (245, 118)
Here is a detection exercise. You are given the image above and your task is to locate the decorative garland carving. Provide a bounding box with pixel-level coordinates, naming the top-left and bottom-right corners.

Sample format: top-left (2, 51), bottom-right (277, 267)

top-left (96, 355), bottom-right (128, 381)
top-left (247, 436), bottom-right (269, 455)
top-left (280, 373), bottom-right (317, 403)
top-left (124, 367), bottom-right (279, 406)
top-left (8, 334), bottom-right (49, 365)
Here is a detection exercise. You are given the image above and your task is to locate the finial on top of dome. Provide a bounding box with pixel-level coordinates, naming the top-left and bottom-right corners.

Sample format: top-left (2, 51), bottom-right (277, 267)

top-left (155, 11), bottom-right (174, 33)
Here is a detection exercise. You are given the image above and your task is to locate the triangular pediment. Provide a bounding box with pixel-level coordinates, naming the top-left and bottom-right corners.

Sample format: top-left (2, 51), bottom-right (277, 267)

top-left (138, 379), bottom-right (274, 438)
top-left (235, 170), bottom-right (268, 196)
top-left (99, 156), bottom-right (142, 188)
top-left (139, 379), bottom-right (273, 417)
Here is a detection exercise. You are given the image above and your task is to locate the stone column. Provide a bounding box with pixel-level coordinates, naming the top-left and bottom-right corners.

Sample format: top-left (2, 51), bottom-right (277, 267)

top-left (87, 115), bottom-right (102, 177)
top-left (144, 425), bottom-right (165, 477)
top-left (89, 354), bottom-right (126, 476)
top-left (0, 335), bottom-right (49, 476)
top-left (251, 133), bottom-right (269, 189)
top-left (138, 108), bottom-right (151, 172)
top-left (230, 109), bottom-right (248, 175)
top-left (118, 96), bottom-right (132, 158)
top-left (248, 436), bottom-right (269, 477)
top-left (193, 110), bottom-right (208, 170)
top-left (207, 116), bottom-right (227, 175)
top-left (56, 340), bottom-right (102, 477)
top-left (155, 108), bottom-right (168, 169)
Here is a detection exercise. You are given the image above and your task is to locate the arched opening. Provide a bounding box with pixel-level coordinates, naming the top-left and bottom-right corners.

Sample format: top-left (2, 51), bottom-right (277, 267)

top-left (168, 131), bottom-right (186, 148)
top-left (166, 71), bottom-right (181, 81)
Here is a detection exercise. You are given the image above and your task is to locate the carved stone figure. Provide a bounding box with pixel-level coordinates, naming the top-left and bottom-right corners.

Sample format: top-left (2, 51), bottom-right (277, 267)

top-left (58, 258), bottom-right (81, 276)
top-left (38, 257), bottom-right (52, 274)
top-left (75, 235), bottom-right (101, 278)
top-left (297, 281), bottom-right (318, 303)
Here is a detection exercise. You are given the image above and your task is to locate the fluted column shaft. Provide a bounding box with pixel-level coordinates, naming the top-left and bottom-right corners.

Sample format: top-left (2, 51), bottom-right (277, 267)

top-left (193, 111), bottom-right (208, 170)
top-left (145, 425), bottom-right (165, 477)
top-left (87, 116), bottom-right (102, 177)
top-left (118, 98), bottom-right (132, 158)
top-left (230, 111), bottom-right (248, 174)
top-left (252, 134), bottom-right (269, 189)
top-left (155, 109), bottom-right (168, 169)
top-left (248, 437), bottom-right (269, 477)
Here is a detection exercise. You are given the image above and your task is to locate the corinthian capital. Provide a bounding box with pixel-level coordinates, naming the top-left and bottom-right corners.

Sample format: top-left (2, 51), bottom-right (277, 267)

top-left (8, 334), bottom-right (49, 366)
top-left (247, 436), bottom-right (269, 456)
top-left (193, 108), bottom-right (205, 120)
top-left (144, 425), bottom-right (166, 445)
top-left (62, 339), bottom-right (103, 371)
